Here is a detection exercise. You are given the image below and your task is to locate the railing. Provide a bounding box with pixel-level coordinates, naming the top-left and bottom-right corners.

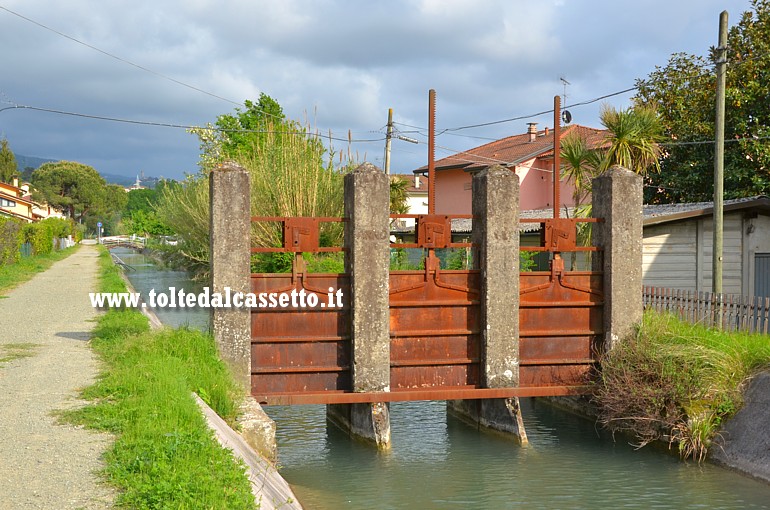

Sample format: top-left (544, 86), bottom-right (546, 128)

top-left (643, 286), bottom-right (770, 334)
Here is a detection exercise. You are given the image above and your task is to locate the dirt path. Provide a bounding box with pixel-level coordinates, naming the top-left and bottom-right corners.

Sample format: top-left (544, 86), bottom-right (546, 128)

top-left (0, 245), bottom-right (115, 509)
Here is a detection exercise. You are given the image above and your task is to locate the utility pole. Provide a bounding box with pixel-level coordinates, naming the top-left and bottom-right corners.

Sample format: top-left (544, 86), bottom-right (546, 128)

top-left (553, 95), bottom-right (561, 220)
top-left (713, 10), bottom-right (728, 296)
top-left (384, 108), bottom-right (394, 175)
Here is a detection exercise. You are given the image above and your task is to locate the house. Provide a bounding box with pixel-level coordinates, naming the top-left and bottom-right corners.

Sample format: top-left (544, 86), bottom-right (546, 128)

top-left (412, 123), bottom-right (607, 214)
top-left (0, 179), bottom-right (35, 222)
top-left (390, 173), bottom-right (428, 228)
top-left (19, 183), bottom-right (65, 221)
top-left (643, 196), bottom-right (770, 298)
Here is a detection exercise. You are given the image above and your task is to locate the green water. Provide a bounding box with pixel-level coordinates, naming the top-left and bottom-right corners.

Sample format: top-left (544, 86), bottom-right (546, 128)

top-left (115, 247), bottom-right (770, 509)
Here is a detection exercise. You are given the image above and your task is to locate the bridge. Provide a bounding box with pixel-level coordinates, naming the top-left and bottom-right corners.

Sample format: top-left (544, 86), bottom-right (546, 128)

top-left (99, 235), bottom-right (147, 250)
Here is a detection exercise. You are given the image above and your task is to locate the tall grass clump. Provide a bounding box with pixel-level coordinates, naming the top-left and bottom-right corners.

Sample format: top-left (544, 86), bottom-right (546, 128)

top-left (155, 119), bottom-right (347, 276)
top-left (593, 310), bottom-right (770, 461)
top-left (63, 248), bottom-right (255, 508)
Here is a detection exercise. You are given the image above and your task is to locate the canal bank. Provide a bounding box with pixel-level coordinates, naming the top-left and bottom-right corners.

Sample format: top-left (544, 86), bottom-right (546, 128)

top-left (115, 247), bottom-right (770, 509)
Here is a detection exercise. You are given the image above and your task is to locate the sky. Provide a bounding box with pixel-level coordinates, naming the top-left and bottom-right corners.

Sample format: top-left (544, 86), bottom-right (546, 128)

top-left (0, 0), bottom-right (755, 181)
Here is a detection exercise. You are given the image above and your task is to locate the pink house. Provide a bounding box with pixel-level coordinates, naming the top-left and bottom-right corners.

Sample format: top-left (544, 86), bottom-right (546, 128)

top-left (412, 123), bottom-right (607, 214)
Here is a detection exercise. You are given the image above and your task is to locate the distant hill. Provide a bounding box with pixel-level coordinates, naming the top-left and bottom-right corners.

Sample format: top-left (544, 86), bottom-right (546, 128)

top-left (16, 154), bottom-right (56, 173)
top-left (15, 153), bottom-right (151, 187)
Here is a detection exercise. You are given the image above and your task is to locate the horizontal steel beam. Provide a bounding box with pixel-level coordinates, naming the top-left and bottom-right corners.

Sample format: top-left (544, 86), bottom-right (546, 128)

top-left (255, 385), bottom-right (589, 405)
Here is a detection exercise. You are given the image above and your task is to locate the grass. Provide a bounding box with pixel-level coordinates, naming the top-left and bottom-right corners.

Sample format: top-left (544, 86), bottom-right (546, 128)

top-left (0, 245), bottom-right (79, 294)
top-left (0, 343), bottom-right (40, 364)
top-left (593, 310), bottom-right (770, 461)
top-left (62, 248), bottom-right (256, 509)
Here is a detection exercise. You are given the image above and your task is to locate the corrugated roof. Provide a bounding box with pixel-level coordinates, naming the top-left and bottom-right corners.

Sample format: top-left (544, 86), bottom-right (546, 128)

top-left (643, 195), bottom-right (770, 226)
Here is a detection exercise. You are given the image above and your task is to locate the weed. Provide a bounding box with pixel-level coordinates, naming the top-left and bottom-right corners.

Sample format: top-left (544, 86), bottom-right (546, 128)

top-left (62, 247), bottom-right (256, 508)
top-left (593, 311), bottom-right (770, 461)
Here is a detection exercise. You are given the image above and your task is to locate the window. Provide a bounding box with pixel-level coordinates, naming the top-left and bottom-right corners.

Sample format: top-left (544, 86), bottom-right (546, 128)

top-left (0, 198), bottom-right (16, 208)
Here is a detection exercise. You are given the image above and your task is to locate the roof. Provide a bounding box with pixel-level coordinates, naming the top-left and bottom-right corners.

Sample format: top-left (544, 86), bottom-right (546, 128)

top-left (0, 190), bottom-right (33, 206)
top-left (391, 206), bottom-right (578, 235)
top-left (413, 124), bottom-right (608, 174)
top-left (390, 174), bottom-right (429, 194)
top-left (643, 196), bottom-right (770, 226)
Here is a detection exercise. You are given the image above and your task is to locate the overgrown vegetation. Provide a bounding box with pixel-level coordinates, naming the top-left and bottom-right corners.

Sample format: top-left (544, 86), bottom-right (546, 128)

top-left (62, 249), bottom-right (255, 508)
top-left (0, 243), bottom-right (77, 294)
top-left (593, 311), bottom-right (770, 462)
top-left (155, 94), bottom-right (348, 276)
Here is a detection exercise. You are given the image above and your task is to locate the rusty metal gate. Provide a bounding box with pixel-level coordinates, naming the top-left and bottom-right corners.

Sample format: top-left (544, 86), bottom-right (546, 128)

top-left (250, 213), bottom-right (603, 405)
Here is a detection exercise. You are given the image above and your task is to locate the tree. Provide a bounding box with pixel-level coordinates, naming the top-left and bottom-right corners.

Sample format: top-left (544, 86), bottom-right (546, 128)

top-left (159, 96), bottom-right (346, 273)
top-left (636, 0), bottom-right (770, 203)
top-left (0, 138), bottom-right (19, 184)
top-left (189, 93), bottom-right (286, 172)
top-left (31, 161), bottom-right (107, 222)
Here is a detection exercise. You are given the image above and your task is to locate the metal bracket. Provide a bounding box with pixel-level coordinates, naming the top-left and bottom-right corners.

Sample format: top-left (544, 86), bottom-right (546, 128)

top-left (417, 214), bottom-right (450, 248)
top-left (283, 217), bottom-right (320, 252)
top-left (542, 218), bottom-right (577, 252)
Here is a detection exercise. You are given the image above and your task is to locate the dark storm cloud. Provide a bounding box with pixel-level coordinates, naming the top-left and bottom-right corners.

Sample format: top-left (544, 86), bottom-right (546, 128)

top-left (0, 0), bottom-right (752, 179)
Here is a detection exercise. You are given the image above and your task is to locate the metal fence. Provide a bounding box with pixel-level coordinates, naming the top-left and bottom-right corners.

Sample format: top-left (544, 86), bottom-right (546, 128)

top-left (643, 286), bottom-right (770, 334)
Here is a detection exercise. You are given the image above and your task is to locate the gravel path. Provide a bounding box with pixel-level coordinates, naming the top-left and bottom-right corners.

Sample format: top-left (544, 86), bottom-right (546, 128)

top-left (0, 245), bottom-right (115, 509)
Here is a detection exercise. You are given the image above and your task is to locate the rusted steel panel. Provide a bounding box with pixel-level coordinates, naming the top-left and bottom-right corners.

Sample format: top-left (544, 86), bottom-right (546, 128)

top-left (251, 372), bottom-right (350, 395)
top-left (389, 270), bottom-right (481, 390)
top-left (519, 365), bottom-right (593, 387)
top-left (251, 273), bottom-right (351, 394)
top-left (519, 335), bottom-right (596, 363)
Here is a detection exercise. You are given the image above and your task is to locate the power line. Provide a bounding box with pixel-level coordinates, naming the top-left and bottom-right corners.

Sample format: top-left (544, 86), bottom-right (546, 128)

top-left (0, 103), bottom-right (386, 143)
top-left (0, 5), bottom-right (252, 110)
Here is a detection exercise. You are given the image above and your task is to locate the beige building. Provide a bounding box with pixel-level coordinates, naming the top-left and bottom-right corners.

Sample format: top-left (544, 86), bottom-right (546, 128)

top-left (643, 196), bottom-right (770, 298)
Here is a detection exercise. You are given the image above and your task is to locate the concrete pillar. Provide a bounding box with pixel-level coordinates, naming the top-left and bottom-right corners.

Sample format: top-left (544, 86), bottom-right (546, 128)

top-left (592, 165), bottom-right (644, 351)
top-left (209, 162), bottom-right (251, 390)
top-left (447, 165), bottom-right (527, 444)
top-left (326, 162), bottom-right (391, 449)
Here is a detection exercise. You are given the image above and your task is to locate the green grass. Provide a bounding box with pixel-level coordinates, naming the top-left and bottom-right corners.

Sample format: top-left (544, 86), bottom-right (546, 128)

top-left (0, 245), bottom-right (79, 294)
top-left (594, 311), bottom-right (770, 461)
top-left (62, 248), bottom-right (256, 509)
top-left (0, 342), bottom-right (40, 364)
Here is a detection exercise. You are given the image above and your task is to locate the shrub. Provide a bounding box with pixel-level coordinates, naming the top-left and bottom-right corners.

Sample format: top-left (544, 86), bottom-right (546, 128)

top-left (0, 217), bottom-right (23, 265)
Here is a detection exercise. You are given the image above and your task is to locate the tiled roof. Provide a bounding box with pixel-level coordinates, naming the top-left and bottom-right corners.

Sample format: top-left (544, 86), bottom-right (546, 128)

top-left (413, 124), bottom-right (608, 173)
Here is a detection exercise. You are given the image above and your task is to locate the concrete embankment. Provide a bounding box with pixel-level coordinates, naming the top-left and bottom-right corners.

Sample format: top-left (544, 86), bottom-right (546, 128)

top-left (711, 370), bottom-right (770, 483)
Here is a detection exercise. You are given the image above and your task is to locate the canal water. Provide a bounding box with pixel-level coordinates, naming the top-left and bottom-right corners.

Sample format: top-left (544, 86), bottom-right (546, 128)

top-left (114, 247), bottom-right (770, 509)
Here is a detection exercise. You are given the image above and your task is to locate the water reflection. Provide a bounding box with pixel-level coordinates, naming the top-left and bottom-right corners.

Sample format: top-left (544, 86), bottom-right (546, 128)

top-left (270, 399), bottom-right (770, 509)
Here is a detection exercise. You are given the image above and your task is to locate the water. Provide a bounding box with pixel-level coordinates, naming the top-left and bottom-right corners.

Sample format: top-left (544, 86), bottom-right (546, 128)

top-left (115, 247), bottom-right (770, 509)
top-left (110, 247), bottom-right (209, 331)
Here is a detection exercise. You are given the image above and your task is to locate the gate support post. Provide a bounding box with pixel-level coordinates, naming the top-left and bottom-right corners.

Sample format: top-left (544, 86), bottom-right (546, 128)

top-left (327, 163), bottom-right (391, 449)
top-left (209, 161), bottom-right (251, 390)
top-left (447, 165), bottom-right (527, 444)
top-left (592, 166), bottom-right (643, 351)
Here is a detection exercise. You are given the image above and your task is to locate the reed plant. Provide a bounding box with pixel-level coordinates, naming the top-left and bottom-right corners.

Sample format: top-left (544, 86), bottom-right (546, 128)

top-left (594, 310), bottom-right (770, 461)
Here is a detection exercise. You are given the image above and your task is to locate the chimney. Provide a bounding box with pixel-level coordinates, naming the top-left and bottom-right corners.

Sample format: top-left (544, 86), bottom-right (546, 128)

top-left (414, 174), bottom-right (421, 189)
top-left (12, 177), bottom-right (19, 188)
top-left (544, 126), bottom-right (549, 137)
top-left (527, 123), bottom-right (538, 142)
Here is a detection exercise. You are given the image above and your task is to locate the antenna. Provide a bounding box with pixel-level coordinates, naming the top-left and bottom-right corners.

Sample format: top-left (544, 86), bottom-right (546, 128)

top-left (559, 76), bottom-right (570, 106)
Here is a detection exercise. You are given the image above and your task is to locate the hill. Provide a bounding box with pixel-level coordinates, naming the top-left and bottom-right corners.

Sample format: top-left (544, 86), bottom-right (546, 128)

top-left (15, 153), bottom-right (148, 187)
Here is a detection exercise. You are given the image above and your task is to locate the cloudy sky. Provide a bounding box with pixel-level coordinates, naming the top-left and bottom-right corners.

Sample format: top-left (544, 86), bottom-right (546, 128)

top-left (0, 0), bottom-right (754, 181)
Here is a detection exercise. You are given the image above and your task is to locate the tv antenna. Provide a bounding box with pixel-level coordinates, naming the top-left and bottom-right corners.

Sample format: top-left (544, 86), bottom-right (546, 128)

top-left (559, 76), bottom-right (570, 105)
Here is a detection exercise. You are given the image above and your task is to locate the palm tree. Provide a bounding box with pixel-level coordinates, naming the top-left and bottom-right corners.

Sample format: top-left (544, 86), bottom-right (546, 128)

top-left (561, 104), bottom-right (662, 255)
top-left (561, 131), bottom-right (601, 208)
top-left (598, 104), bottom-right (663, 175)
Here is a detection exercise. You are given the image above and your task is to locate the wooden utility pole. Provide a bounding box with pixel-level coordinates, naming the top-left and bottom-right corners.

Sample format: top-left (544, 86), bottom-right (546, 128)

top-left (713, 10), bottom-right (728, 295)
top-left (384, 108), bottom-right (393, 175)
